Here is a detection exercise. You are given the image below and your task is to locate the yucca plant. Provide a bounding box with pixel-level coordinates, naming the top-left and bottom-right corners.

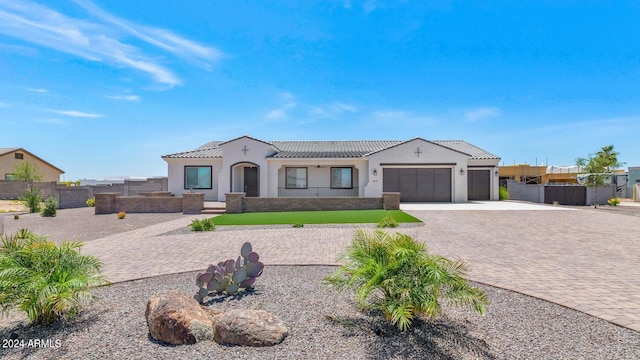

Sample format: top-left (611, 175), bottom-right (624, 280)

top-left (0, 229), bottom-right (108, 325)
top-left (324, 229), bottom-right (488, 332)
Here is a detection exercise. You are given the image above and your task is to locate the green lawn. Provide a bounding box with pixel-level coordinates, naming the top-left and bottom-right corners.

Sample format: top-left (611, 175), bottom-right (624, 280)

top-left (210, 210), bottom-right (422, 226)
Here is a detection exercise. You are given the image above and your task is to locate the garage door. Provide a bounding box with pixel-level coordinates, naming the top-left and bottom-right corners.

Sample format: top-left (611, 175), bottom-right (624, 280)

top-left (468, 170), bottom-right (490, 201)
top-left (383, 168), bottom-right (452, 202)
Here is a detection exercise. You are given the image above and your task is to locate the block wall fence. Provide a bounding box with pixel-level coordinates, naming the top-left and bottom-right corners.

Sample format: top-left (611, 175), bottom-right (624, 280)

top-left (0, 178), bottom-right (168, 209)
top-left (225, 192), bottom-right (401, 213)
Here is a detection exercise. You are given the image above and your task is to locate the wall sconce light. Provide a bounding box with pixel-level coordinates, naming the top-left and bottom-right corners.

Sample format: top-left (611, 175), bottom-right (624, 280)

top-left (495, 169), bottom-right (499, 177)
top-left (373, 169), bottom-right (378, 176)
top-left (459, 168), bottom-right (465, 176)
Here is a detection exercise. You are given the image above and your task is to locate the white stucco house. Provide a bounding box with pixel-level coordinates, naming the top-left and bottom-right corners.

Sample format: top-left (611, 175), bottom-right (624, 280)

top-left (162, 135), bottom-right (501, 202)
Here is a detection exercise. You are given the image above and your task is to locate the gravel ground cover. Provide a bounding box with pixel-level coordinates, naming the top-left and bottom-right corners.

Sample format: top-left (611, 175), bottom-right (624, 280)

top-left (1, 266), bottom-right (639, 360)
top-left (2, 208), bottom-right (189, 242)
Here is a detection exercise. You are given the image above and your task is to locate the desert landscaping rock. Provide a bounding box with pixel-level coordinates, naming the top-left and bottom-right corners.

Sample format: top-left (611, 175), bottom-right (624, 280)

top-left (145, 290), bottom-right (213, 345)
top-left (213, 309), bottom-right (288, 347)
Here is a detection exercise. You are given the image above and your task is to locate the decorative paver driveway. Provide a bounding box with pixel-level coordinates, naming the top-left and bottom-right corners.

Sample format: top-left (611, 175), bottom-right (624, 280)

top-left (77, 204), bottom-right (640, 332)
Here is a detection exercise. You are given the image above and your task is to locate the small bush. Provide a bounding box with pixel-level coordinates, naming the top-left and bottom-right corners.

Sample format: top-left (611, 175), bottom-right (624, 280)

top-left (293, 223), bottom-right (304, 228)
top-left (41, 196), bottom-right (57, 217)
top-left (376, 212), bottom-right (399, 228)
top-left (14, 214), bottom-right (19, 220)
top-left (20, 188), bottom-right (42, 213)
top-left (0, 230), bottom-right (108, 324)
top-left (499, 185), bottom-right (509, 201)
top-left (607, 198), bottom-right (620, 206)
top-left (325, 229), bottom-right (488, 332)
top-left (117, 212), bottom-right (126, 219)
top-left (190, 217), bottom-right (216, 231)
top-left (86, 197), bottom-right (95, 207)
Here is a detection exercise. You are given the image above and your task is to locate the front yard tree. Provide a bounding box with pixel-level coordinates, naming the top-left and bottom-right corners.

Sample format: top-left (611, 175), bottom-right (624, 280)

top-left (576, 145), bottom-right (624, 207)
top-left (13, 161), bottom-right (44, 213)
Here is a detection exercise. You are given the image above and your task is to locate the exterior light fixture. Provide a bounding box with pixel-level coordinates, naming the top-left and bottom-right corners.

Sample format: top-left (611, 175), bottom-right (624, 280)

top-left (460, 168), bottom-right (465, 176)
top-left (495, 169), bottom-right (499, 176)
top-left (373, 169), bottom-right (378, 176)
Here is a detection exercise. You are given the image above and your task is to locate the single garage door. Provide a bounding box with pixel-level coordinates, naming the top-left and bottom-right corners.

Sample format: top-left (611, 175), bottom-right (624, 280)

top-left (468, 170), bottom-right (490, 201)
top-left (383, 168), bottom-right (452, 202)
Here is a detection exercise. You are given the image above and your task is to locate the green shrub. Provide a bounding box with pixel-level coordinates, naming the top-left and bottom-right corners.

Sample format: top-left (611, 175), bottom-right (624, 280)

top-left (293, 223), bottom-right (304, 228)
top-left (376, 212), bottom-right (399, 228)
top-left (190, 217), bottom-right (216, 231)
top-left (86, 197), bottom-right (95, 207)
top-left (0, 230), bottom-right (108, 325)
top-left (325, 229), bottom-right (488, 332)
top-left (117, 211), bottom-right (126, 219)
top-left (20, 188), bottom-right (42, 213)
top-left (499, 185), bottom-right (509, 201)
top-left (14, 215), bottom-right (19, 220)
top-left (41, 196), bottom-right (57, 217)
top-left (607, 198), bottom-right (620, 206)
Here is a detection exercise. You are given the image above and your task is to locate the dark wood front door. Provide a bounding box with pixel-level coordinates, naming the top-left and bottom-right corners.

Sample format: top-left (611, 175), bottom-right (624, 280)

top-left (244, 167), bottom-right (258, 197)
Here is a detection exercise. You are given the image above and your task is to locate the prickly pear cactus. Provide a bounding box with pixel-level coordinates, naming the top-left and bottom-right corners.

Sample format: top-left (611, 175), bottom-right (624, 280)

top-left (194, 242), bottom-right (265, 303)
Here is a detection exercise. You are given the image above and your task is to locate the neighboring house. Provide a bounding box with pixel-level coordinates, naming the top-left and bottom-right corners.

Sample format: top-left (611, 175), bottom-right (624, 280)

top-left (0, 148), bottom-right (64, 182)
top-left (162, 135), bottom-right (501, 202)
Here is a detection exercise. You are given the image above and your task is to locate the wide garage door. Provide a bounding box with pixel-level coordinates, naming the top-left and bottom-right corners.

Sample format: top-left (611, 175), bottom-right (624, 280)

top-left (383, 168), bottom-right (452, 202)
top-left (468, 170), bottom-right (490, 200)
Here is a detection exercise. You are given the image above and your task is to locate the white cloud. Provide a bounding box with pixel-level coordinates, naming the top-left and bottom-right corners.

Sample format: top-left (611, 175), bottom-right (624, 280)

top-left (49, 109), bottom-right (103, 118)
top-left (105, 94), bottom-right (140, 101)
top-left (0, 101), bottom-right (9, 107)
top-left (0, 0), bottom-right (222, 87)
top-left (363, 0), bottom-right (377, 13)
top-left (266, 109), bottom-right (287, 120)
top-left (465, 106), bottom-right (501, 122)
top-left (25, 87), bottom-right (48, 93)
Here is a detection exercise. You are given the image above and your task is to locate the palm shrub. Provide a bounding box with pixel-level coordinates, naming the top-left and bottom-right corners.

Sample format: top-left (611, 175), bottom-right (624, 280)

top-left (324, 229), bottom-right (488, 332)
top-left (376, 212), bottom-right (399, 228)
top-left (41, 196), bottom-right (57, 217)
top-left (0, 229), bottom-right (108, 325)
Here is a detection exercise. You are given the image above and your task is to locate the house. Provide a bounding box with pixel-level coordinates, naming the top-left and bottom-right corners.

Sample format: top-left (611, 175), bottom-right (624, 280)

top-left (162, 135), bottom-right (501, 202)
top-left (0, 148), bottom-right (64, 182)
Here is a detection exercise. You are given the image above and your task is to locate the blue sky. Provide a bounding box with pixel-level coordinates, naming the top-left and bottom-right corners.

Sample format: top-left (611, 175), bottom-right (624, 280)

top-left (1, 1), bottom-right (639, 180)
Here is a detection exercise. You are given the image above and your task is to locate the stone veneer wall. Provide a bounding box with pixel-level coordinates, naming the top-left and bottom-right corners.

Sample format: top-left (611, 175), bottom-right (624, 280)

top-left (94, 192), bottom-right (203, 214)
top-left (225, 193), bottom-right (400, 213)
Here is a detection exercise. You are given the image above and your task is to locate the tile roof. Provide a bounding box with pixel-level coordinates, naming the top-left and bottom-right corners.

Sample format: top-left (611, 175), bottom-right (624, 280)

top-left (162, 139), bottom-right (500, 160)
top-left (0, 148), bottom-right (19, 156)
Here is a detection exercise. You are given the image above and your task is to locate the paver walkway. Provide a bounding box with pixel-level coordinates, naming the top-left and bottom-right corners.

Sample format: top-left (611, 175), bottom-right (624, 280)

top-left (78, 204), bottom-right (640, 332)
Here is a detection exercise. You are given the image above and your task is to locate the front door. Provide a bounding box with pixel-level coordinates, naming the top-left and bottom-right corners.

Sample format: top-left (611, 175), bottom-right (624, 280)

top-left (244, 167), bottom-right (258, 197)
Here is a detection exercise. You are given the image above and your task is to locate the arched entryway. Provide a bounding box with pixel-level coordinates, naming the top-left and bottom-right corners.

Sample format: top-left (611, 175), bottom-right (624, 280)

top-left (230, 162), bottom-right (260, 197)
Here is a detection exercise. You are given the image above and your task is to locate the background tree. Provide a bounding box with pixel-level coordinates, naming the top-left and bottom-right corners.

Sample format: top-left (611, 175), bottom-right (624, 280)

top-left (576, 145), bottom-right (624, 207)
top-left (12, 161), bottom-right (43, 192)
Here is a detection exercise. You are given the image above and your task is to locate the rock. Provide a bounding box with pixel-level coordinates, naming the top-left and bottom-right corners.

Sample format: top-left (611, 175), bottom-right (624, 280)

top-left (145, 290), bottom-right (213, 345)
top-left (213, 309), bottom-right (288, 347)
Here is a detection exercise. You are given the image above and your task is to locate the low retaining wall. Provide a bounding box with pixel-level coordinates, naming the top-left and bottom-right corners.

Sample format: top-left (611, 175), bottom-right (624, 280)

top-left (225, 192), bottom-right (400, 213)
top-left (95, 192), bottom-right (204, 214)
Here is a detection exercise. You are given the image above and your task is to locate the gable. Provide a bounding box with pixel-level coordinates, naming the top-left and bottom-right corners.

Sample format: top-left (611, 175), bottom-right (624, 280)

top-left (366, 138), bottom-right (470, 164)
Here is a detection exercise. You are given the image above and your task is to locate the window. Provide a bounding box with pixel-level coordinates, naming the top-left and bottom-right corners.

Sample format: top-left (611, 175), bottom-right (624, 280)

top-left (5, 173), bottom-right (18, 181)
top-left (14, 153), bottom-right (23, 160)
top-left (331, 167), bottom-right (353, 189)
top-left (184, 166), bottom-right (212, 189)
top-left (286, 167), bottom-right (308, 189)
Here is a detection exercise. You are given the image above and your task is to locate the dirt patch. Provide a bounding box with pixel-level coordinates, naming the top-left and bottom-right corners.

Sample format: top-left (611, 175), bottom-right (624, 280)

top-left (0, 200), bottom-right (27, 213)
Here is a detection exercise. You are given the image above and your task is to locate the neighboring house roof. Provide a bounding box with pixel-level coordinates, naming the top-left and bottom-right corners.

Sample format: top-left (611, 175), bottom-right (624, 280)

top-left (0, 147), bottom-right (65, 173)
top-left (162, 139), bottom-right (500, 160)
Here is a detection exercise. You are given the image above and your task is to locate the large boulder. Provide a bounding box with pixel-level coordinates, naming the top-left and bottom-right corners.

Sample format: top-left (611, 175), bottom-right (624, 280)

top-left (213, 309), bottom-right (288, 347)
top-left (146, 290), bottom-right (213, 345)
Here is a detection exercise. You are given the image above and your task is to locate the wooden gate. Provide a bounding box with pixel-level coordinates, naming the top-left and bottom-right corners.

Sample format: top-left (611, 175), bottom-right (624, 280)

top-left (544, 186), bottom-right (586, 205)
